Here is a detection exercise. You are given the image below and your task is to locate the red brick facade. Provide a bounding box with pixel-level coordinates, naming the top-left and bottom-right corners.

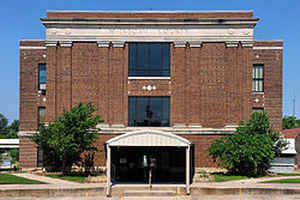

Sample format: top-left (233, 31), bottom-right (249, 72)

top-left (19, 11), bottom-right (283, 169)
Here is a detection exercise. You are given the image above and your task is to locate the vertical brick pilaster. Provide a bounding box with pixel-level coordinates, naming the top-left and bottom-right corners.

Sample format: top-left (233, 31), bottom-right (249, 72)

top-left (97, 43), bottom-right (110, 123)
top-left (56, 43), bottom-right (72, 116)
top-left (19, 137), bottom-right (37, 169)
top-left (46, 44), bottom-right (57, 122)
top-left (123, 43), bottom-right (129, 126)
top-left (110, 42), bottom-right (125, 126)
top-left (172, 45), bottom-right (186, 126)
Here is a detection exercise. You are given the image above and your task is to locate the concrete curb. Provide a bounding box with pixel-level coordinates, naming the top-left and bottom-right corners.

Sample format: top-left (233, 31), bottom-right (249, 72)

top-left (191, 187), bottom-right (300, 196)
top-left (0, 187), bottom-right (105, 197)
top-left (0, 185), bottom-right (300, 197)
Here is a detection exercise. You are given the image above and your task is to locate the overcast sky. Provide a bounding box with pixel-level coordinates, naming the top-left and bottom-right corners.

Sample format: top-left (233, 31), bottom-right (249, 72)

top-left (0, 0), bottom-right (299, 123)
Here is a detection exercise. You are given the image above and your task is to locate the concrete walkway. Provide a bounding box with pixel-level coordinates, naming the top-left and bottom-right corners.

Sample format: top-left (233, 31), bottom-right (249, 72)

top-left (13, 173), bottom-right (81, 185)
top-left (192, 175), bottom-right (300, 189)
top-left (0, 173), bottom-right (300, 198)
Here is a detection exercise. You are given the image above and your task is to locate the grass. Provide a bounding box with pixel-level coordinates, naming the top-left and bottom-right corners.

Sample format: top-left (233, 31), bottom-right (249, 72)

top-left (213, 173), bottom-right (249, 182)
top-left (262, 178), bottom-right (300, 184)
top-left (0, 173), bottom-right (45, 184)
top-left (276, 173), bottom-right (300, 177)
top-left (46, 174), bottom-right (86, 183)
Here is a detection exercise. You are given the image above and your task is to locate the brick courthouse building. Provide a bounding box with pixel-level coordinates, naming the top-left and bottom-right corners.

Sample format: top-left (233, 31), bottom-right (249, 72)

top-left (19, 10), bottom-right (282, 194)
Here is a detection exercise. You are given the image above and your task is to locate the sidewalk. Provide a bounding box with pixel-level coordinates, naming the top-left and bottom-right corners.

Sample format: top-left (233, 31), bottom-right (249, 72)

top-left (12, 173), bottom-right (81, 185)
top-left (0, 173), bottom-right (300, 198)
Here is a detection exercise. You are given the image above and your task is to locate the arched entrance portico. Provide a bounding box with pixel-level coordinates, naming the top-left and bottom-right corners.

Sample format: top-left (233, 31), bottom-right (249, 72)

top-left (105, 130), bottom-right (192, 196)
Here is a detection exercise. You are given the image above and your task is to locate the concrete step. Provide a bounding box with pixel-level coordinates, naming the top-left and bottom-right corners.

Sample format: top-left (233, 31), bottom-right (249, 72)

top-left (123, 190), bottom-right (177, 197)
top-left (123, 197), bottom-right (191, 200)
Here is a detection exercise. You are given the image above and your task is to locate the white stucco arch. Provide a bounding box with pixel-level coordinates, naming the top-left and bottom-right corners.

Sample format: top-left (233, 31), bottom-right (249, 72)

top-left (105, 129), bottom-right (192, 196)
top-left (106, 129), bottom-right (191, 147)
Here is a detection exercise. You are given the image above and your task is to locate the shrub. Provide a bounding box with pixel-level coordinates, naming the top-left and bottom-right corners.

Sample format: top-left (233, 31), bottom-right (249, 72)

top-left (32, 103), bottom-right (103, 174)
top-left (208, 111), bottom-right (287, 176)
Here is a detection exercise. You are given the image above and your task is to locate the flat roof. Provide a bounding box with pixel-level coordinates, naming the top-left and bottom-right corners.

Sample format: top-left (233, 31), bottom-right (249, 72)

top-left (45, 10), bottom-right (254, 19)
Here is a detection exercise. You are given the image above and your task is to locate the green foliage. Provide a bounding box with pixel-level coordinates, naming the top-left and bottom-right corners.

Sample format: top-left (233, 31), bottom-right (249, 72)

top-left (32, 103), bottom-right (103, 174)
top-left (0, 118), bottom-right (19, 139)
top-left (0, 113), bottom-right (8, 131)
top-left (8, 149), bottom-right (19, 164)
top-left (208, 111), bottom-right (287, 177)
top-left (282, 116), bottom-right (300, 129)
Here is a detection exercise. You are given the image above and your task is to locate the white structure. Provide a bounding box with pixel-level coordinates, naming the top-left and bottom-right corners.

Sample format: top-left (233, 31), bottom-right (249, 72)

top-left (269, 139), bottom-right (297, 173)
top-left (105, 130), bottom-right (192, 196)
top-left (0, 139), bottom-right (19, 149)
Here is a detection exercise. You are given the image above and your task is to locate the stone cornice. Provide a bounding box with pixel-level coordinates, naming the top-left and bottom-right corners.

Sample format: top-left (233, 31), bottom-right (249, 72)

top-left (97, 41), bottom-right (110, 48)
top-left (45, 41), bottom-right (58, 47)
top-left (41, 18), bottom-right (259, 28)
top-left (188, 41), bottom-right (202, 48)
top-left (59, 41), bottom-right (72, 47)
top-left (18, 131), bottom-right (38, 137)
top-left (111, 41), bottom-right (125, 48)
top-left (98, 127), bottom-right (235, 135)
top-left (241, 41), bottom-right (254, 48)
top-left (174, 41), bottom-right (187, 48)
top-left (225, 41), bottom-right (239, 48)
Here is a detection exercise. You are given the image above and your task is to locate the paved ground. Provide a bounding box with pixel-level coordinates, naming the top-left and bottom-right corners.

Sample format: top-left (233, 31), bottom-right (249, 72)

top-left (192, 175), bottom-right (300, 189)
top-left (1, 173), bottom-right (300, 200)
top-left (13, 173), bottom-right (81, 185)
top-left (1, 195), bottom-right (300, 200)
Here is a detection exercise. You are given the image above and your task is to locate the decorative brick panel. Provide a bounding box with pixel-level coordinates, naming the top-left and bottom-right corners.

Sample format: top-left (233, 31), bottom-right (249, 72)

top-left (19, 41), bottom-right (47, 131)
top-left (253, 41), bottom-right (283, 131)
top-left (19, 137), bottom-right (37, 169)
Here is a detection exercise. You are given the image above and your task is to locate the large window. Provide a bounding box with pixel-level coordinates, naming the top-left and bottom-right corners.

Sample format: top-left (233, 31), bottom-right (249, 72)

top-left (128, 96), bottom-right (170, 127)
top-left (38, 63), bottom-right (46, 94)
top-left (252, 64), bottom-right (264, 92)
top-left (129, 43), bottom-right (170, 77)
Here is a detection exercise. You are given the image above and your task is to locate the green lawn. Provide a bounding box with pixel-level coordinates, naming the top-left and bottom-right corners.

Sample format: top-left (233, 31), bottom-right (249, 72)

top-left (276, 173), bottom-right (300, 177)
top-left (213, 174), bottom-right (249, 182)
top-left (0, 174), bottom-right (45, 184)
top-left (262, 178), bottom-right (300, 184)
top-left (46, 174), bottom-right (86, 182)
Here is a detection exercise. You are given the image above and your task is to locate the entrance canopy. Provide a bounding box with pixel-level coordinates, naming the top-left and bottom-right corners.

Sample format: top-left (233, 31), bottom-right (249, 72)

top-left (106, 130), bottom-right (191, 147)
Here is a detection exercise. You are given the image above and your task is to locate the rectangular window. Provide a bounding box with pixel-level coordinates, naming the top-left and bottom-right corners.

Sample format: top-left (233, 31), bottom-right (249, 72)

top-left (129, 43), bottom-right (170, 77)
top-left (38, 63), bottom-right (46, 93)
top-left (128, 96), bottom-right (170, 127)
top-left (38, 107), bottom-right (46, 124)
top-left (37, 147), bottom-right (43, 168)
top-left (252, 64), bottom-right (264, 92)
top-left (253, 107), bottom-right (264, 112)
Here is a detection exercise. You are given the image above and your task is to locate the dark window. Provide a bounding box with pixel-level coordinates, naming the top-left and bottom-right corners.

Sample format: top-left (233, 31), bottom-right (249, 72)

top-left (38, 63), bottom-right (46, 94)
top-left (128, 96), bottom-right (170, 127)
top-left (38, 107), bottom-right (46, 124)
top-left (253, 107), bottom-right (264, 112)
top-left (129, 43), bottom-right (170, 77)
top-left (252, 64), bottom-right (264, 92)
top-left (37, 147), bottom-right (43, 168)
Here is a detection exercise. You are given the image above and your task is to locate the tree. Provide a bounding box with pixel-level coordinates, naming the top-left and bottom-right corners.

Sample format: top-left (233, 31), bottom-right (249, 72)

top-left (8, 149), bottom-right (19, 165)
top-left (282, 116), bottom-right (300, 130)
top-left (0, 112), bottom-right (19, 138)
top-left (32, 103), bottom-right (103, 174)
top-left (0, 113), bottom-right (8, 132)
top-left (208, 111), bottom-right (287, 176)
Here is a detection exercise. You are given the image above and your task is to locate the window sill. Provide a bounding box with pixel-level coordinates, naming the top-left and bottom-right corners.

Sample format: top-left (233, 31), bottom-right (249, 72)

top-left (128, 77), bottom-right (170, 80)
top-left (252, 91), bottom-right (264, 94)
